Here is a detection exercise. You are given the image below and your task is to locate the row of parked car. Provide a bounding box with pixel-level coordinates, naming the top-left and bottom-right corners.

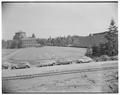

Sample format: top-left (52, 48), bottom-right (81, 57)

top-left (3, 55), bottom-right (117, 70)
top-left (2, 56), bottom-right (94, 70)
top-left (37, 56), bottom-right (93, 67)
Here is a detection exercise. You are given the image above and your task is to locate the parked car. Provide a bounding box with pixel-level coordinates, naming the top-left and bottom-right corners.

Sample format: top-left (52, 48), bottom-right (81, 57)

top-left (11, 61), bottom-right (30, 69)
top-left (11, 63), bottom-right (18, 69)
top-left (37, 60), bottom-right (56, 67)
top-left (47, 60), bottom-right (56, 66)
top-left (76, 59), bottom-right (86, 63)
top-left (76, 56), bottom-right (93, 63)
top-left (2, 61), bottom-right (12, 69)
top-left (56, 58), bottom-right (72, 65)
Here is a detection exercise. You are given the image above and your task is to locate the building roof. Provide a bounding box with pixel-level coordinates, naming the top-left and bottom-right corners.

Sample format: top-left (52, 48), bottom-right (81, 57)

top-left (21, 37), bottom-right (37, 40)
top-left (93, 31), bottom-right (108, 36)
top-left (16, 31), bottom-right (26, 34)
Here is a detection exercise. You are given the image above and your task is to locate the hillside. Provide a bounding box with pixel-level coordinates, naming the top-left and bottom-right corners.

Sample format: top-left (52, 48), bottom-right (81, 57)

top-left (2, 46), bottom-right (87, 66)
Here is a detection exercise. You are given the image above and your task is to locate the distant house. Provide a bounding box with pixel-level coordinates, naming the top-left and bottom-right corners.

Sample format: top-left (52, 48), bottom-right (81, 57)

top-left (71, 32), bottom-right (110, 48)
top-left (91, 32), bottom-right (108, 45)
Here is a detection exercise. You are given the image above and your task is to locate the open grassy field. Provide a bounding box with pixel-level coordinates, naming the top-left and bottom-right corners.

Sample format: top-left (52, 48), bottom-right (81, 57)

top-left (2, 46), bottom-right (87, 66)
top-left (2, 49), bottom-right (18, 57)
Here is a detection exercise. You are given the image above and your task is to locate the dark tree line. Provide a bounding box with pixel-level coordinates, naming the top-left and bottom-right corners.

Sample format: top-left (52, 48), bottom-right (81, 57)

top-left (86, 19), bottom-right (118, 57)
top-left (36, 36), bottom-right (73, 47)
top-left (36, 35), bottom-right (94, 48)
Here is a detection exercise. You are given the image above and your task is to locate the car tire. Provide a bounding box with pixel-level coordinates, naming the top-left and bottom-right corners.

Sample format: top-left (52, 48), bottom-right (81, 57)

top-left (11, 66), bottom-right (16, 69)
top-left (26, 65), bottom-right (30, 68)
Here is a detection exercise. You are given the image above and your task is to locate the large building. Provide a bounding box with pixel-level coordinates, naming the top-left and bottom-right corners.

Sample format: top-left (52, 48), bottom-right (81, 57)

top-left (21, 37), bottom-right (40, 48)
top-left (72, 31), bottom-right (118, 48)
top-left (13, 31), bottom-right (40, 48)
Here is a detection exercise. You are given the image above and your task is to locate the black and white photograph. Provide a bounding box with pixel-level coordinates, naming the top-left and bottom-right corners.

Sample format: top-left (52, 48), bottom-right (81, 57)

top-left (2, 1), bottom-right (118, 93)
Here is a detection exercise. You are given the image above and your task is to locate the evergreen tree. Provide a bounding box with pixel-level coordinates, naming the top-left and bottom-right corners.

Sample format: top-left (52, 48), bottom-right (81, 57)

top-left (105, 19), bottom-right (118, 56)
top-left (86, 19), bottom-right (118, 57)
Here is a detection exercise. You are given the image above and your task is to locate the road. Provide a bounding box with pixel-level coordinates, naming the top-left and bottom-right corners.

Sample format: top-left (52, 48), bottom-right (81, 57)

top-left (2, 61), bottom-right (118, 80)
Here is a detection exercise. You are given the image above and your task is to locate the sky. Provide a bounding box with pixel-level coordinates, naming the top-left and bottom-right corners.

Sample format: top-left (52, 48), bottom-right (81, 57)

top-left (2, 2), bottom-right (118, 40)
